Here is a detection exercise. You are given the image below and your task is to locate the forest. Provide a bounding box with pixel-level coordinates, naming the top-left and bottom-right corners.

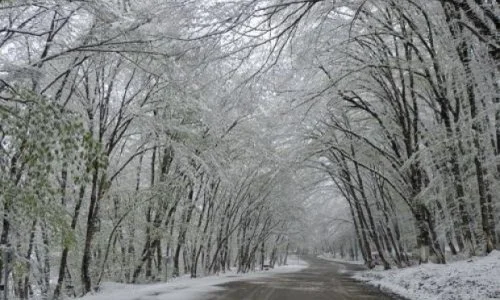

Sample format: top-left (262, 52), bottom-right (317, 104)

top-left (0, 0), bottom-right (498, 299)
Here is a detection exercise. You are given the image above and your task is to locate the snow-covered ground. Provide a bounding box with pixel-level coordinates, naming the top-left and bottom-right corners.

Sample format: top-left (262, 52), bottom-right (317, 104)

top-left (79, 257), bottom-right (308, 300)
top-left (318, 253), bottom-right (364, 265)
top-left (354, 250), bottom-right (500, 300)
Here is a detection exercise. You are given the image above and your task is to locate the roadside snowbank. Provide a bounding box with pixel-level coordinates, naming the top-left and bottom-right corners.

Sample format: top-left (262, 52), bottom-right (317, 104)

top-left (353, 250), bottom-right (500, 300)
top-left (318, 253), bottom-right (364, 265)
top-left (80, 257), bottom-right (308, 300)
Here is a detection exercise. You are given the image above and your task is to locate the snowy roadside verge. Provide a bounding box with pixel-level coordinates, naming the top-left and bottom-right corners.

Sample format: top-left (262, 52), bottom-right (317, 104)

top-left (317, 254), bottom-right (364, 265)
top-left (353, 250), bottom-right (500, 300)
top-left (79, 256), bottom-right (308, 300)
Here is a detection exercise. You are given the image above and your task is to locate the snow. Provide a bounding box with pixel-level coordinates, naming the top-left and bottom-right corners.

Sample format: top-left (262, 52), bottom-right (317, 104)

top-left (318, 253), bottom-right (364, 265)
top-left (79, 257), bottom-right (308, 300)
top-left (353, 250), bottom-right (500, 300)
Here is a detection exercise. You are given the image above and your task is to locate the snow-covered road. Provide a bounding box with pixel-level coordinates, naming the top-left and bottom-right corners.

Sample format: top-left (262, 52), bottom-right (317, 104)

top-left (79, 257), bottom-right (308, 300)
top-left (80, 256), bottom-right (403, 300)
top-left (202, 256), bottom-right (403, 300)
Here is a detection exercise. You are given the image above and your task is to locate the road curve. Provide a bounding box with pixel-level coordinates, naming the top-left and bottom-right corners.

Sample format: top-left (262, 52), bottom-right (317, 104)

top-left (203, 256), bottom-right (404, 300)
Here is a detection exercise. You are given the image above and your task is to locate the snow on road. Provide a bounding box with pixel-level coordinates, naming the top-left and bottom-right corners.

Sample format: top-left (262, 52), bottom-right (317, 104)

top-left (79, 257), bottom-right (308, 300)
top-left (354, 250), bottom-right (500, 300)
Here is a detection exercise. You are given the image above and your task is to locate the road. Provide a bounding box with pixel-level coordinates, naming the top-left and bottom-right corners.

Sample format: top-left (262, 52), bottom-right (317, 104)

top-left (203, 256), bottom-right (404, 300)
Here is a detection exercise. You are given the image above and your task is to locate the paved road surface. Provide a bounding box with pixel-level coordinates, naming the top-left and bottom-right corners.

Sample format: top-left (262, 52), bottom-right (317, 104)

top-left (204, 256), bottom-right (404, 300)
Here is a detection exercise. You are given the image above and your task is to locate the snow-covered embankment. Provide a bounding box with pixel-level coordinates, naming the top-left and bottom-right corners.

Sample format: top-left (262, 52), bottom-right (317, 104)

top-left (353, 250), bottom-right (500, 300)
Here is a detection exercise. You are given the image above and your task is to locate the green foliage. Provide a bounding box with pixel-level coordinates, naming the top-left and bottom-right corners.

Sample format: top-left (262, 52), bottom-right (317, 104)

top-left (61, 223), bottom-right (77, 249)
top-left (0, 88), bottom-right (99, 240)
